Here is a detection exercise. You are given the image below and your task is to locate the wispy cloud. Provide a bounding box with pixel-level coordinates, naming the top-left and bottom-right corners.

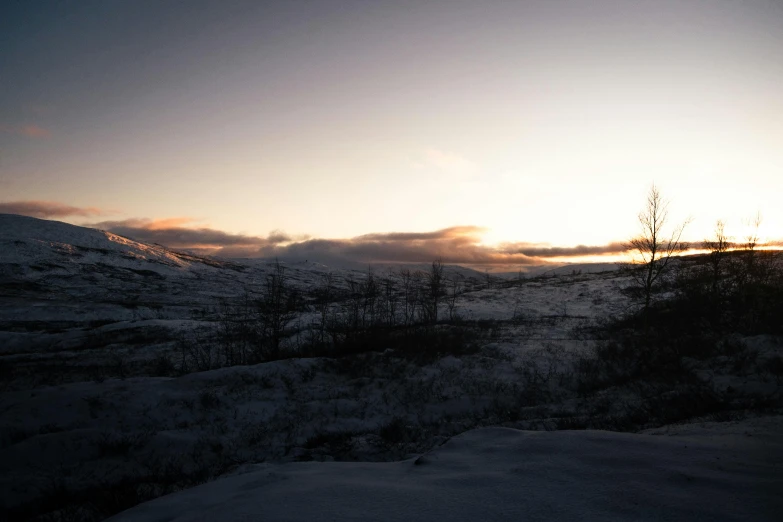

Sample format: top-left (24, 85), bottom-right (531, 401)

top-left (0, 200), bottom-right (108, 218)
top-left (416, 149), bottom-right (478, 178)
top-left (0, 124), bottom-right (50, 138)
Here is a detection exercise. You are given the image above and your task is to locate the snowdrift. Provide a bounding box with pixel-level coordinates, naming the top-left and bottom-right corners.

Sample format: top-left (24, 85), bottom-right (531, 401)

top-left (110, 421), bottom-right (783, 522)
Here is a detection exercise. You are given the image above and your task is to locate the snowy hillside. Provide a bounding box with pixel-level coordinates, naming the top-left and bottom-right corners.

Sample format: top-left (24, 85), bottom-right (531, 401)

top-left (1, 215), bottom-right (781, 521)
top-left (0, 213), bottom-right (249, 325)
top-left (0, 215), bottom-right (627, 388)
top-left (1, 214), bottom-right (200, 269)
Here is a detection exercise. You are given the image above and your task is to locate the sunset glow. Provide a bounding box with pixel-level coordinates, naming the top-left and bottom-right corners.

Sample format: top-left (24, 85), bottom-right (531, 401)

top-left (1, 0), bottom-right (781, 265)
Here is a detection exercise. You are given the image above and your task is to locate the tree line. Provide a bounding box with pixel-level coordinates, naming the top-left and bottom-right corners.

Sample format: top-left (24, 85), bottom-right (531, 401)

top-left (180, 258), bottom-right (478, 370)
top-left (625, 184), bottom-right (782, 335)
top-left (179, 183), bottom-right (781, 371)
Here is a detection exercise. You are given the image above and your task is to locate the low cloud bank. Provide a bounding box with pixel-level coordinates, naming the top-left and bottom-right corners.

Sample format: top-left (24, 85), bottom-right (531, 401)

top-left (504, 242), bottom-right (629, 258)
top-left (2, 201), bottom-right (655, 266)
top-left (90, 219), bottom-right (631, 266)
top-left (0, 200), bottom-right (107, 218)
top-left (89, 218), bottom-right (289, 251)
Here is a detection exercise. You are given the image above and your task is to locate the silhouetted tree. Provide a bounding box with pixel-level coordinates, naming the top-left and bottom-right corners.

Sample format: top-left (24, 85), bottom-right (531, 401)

top-left (257, 259), bottom-right (298, 359)
top-left (381, 268), bottom-right (398, 326)
top-left (446, 272), bottom-right (463, 321)
top-left (399, 268), bottom-right (419, 325)
top-left (426, 258), bottom-right (445, 323)
top-left (704, 219), bottom-right (730, 297)
top-left (314, 272), bottom-right (334, 346)
top-left (626, 184), bottom-right (689, 316)
top-left (738, 212), bottom-right (763, 288)
top-left (362, 265), bottom-right (379, 326)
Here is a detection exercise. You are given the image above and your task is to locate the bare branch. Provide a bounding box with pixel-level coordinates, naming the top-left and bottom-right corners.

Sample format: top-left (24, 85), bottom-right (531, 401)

top-left (626, 184), bottom-right (689, 315)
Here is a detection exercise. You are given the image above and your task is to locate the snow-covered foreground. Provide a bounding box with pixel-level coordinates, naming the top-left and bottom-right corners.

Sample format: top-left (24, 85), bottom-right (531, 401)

top-left (2, 215), bottom-right (782, 521)
top-left (111, 419), bottom-right (783, 522)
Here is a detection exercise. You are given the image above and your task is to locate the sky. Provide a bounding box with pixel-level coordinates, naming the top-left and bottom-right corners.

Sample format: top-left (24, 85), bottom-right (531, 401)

top-left (1, 0), bottom-right (781, 265)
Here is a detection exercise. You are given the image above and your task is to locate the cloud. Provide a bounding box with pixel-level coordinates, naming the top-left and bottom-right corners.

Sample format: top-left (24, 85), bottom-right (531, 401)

top-left (141, 217), bottom-right (197, 230)
top-left (9, 200), bottom-right (779, 268)
top-left (0, 124), bottom-right (50, 138)
top-left (267, 229), bottom-right (292, 244)
top-left (419, 149), bottom-right (478, 178)
top-left (1, 203), bottom-right (642, 267)
top-left (0, 200), bottom-right (108, 218)
top-left (356, 226), bottom-right (487, 242)
top-left (503, 242), bottom-right (630, 258)
top-left (252, 226), bottom-right (544, 266)
top-left (88, 218), bottom-right (542, 266)
top-left (88, 217), bottom-right (637, 267)
top-left (89, 218), bottom-right (282, 250)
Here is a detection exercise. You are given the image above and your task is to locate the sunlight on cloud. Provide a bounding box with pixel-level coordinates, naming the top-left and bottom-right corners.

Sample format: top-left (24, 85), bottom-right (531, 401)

top-left (144, 217), bottom-right (197, 230)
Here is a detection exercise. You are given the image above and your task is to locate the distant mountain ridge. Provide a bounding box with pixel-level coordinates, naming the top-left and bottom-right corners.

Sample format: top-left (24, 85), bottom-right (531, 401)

top-left (0, 213), bottom-right (243, 273)
top-left (0, 214), bottom-right (621, 282)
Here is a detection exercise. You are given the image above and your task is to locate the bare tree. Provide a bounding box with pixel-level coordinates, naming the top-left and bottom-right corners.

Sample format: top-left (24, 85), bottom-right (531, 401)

top-left (728, 212), bottom-right (763, 292)
top-left (399, 268), bottom-right (420, 325)
top-left (381, 268), bottom-right (398, 326)
top-left (744, 212), bottom-right (762, 252)
top-left (626, 184), bottom-right (690, 315)
top-left (314, 272), bottom-right (334, 345)
top-left (738, 212), bottom-right (778, 288)
top-left (362, 265), bottom-right (379, 326)
top-left (344, 273), bottom-right (362, 331)
top-left (426, 258), bottom-right (445, 323)
top-left (704, 219), bottom-right (730, 296)
top-left (743, 212), bottom-right (764, 282)
top-left (446, 272), bottom-right (463, 321)
top-left (215, 292), bottom-right (257, 366)
top-left (257, 259), bottom-right (298, 359)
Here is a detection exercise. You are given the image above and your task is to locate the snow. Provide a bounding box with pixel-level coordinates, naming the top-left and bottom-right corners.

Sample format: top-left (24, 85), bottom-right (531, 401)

top-left (109, 420), bottom-right (783, 521)
top-left (0, 214), bottom-right (191, 269)
top-left (1, 214), bottom-right (781, 521)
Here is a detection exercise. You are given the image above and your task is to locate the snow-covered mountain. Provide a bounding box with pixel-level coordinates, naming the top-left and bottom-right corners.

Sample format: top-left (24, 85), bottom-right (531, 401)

top-left (0, 213), bottom-right (246, 287)
top-left (1, 213), bottom-right (205, 269)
